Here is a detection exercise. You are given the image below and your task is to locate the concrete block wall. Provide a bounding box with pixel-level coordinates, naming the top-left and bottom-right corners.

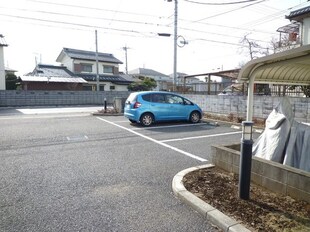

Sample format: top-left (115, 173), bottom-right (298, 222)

top-left (0, 90), bottom-right (130, 107)
top-left (1, 91), bottom-right (310, 123)
top-left (185, 94), bottom-right (310, 123)
top-left (211, 144), bottom-right (310, 203)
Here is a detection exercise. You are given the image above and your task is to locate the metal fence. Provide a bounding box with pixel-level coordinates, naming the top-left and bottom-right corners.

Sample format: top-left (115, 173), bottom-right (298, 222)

top-left (176, 82), bottom-right (308, 97)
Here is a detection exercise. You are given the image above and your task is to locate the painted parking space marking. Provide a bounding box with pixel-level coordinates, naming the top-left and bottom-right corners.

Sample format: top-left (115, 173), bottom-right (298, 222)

top-left (159, 131), bottom-right (241, 143)
top-left (96, 117), bottom-right (208, 162)
top-left (130, 122), bottom-right (210, 131)
top-left (67, 135), bottom-right (89, 141)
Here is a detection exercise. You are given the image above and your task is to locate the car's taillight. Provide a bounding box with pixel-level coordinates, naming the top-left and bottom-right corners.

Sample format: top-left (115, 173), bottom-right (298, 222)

top-left (133, 102), bottom-right (141, 108)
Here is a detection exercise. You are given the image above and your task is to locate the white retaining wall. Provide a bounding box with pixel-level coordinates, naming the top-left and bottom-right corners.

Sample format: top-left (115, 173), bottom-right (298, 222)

top-left (1, 91), bottom-right (309, 123)
top-left (185, 94), bottom-right (310, 123)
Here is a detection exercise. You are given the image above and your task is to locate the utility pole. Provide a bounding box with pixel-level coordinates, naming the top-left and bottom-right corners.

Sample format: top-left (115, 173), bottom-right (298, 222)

top-left (167, 0), bottom-right (178, 92)
top-left (95, 30), bottom-right (100, 91)
top-left (122, 46), bottom-right (130, 74)
top-left (0, 34), bottom-right (8, 90)
top-left (172, 0), bottom-right (178, 91)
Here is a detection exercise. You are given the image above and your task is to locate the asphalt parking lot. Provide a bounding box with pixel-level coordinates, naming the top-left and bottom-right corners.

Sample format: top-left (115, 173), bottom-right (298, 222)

top-left (0, 108), bottom-right (246, 232)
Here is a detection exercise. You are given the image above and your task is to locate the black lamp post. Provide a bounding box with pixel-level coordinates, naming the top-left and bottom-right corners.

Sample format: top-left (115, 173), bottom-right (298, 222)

top-left (239, 121), bottom-right (254, 200)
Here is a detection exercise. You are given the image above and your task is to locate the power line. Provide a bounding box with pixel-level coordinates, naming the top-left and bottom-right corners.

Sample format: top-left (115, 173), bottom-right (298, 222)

top-left (183, 0), bottom-right (261, 5)
top-left (0, 11), bottom-right (273, 46)
top-left (0, 13), bottom-right (154, 36)
top-left (26, 0), bottom-right (160, 19)
top-left (2, 1), bottom-right (297, 41)
top-left (2, 1), bottom-right (306, 50)
top-left (0, 6), bottom-right (166, 28)
top-left (192, 0), bottom-right (267, 22)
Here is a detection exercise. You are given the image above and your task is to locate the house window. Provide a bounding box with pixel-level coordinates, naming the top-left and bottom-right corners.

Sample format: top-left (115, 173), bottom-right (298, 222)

top-left (81, 63), bottom-right (92, 72)
top-left (103, 65), bottom-right (113, 74)
top-left (110, 86), bottom-right (115, 90)
top-left (74, 63), bottom-right (92, 73)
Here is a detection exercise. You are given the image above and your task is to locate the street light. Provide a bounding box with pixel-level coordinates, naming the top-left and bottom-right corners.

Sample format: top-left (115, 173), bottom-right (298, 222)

top-left (167, 0), bottom-right (178, 92)
top-left (239, 121), bottom-right (254, 200)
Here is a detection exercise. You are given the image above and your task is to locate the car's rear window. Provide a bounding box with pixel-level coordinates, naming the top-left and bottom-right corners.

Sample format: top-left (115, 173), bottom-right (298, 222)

top-left (126, 93), bottom-right (137, 103)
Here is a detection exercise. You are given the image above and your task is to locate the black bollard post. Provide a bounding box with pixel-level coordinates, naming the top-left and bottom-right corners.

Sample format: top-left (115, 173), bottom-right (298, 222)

top-left (104, 97), bottom-right (107, 112)
top-left (239, 121), bottom-right (253, 200)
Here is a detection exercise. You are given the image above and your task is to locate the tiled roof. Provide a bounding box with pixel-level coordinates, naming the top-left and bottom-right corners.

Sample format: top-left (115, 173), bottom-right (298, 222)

top-left (59, 48), bottom-right (123, 64)
top-left (286, 6), bottom-right (310, 20)
top-left (129, 68), bottom-right (169, 77)
top-left (27, 64), bottom-right (132, 84)
top-left (29, 64), bottom-right (74, 77)
top-left (128, 68), bottom-right (172, 82)
top-left (75, 73), bottom-right (133, 84)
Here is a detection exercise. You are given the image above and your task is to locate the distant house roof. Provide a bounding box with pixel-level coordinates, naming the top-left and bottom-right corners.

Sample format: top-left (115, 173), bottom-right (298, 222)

top-left (276, 23), bottom-right (299, 34)
top-left (129, 68), bottom-right (168, 77)
top-left (5, 67), bottom-right (17, 73)
top-left (286, 6), bottom-right (310, 21)
top-left (119, 73), bottom-right (136, 82)
top-left (56, 47), bottom-right (123, 64)
top-left (29, 64), bottom-right (75, 77)
top-left (75, 73), bottom-right (132, 85)
top-left (26, 64), bottom-right (132, 85)
top-left (184, 68), bottom-right (240, 80)
top-left (169, 72), bottom-right (188, 78)
top-left (128, 68), bottom-right (171, 81)
top-left (20, 75), bottom-right (87, 83)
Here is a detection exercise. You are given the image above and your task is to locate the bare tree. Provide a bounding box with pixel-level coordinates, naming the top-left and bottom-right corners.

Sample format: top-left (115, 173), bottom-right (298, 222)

top-left (269, 34), bottom-right (293, 53)
top-left (239, 34), bottom-right (269, 60)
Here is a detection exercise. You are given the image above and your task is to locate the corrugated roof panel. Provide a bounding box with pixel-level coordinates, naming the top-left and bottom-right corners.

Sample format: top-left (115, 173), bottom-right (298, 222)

top-left (238, 44), bottom-right (310, 85)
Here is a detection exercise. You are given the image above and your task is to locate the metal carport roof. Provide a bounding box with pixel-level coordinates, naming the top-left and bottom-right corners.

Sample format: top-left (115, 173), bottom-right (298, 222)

top-left (238, 44), bottom-right (310, 121)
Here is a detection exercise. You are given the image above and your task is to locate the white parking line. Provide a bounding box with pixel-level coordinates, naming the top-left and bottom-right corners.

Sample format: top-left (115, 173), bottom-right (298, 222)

top-left (96, 117), bottom-right (208, 162)
top-left (160, 131), bottom-right (242, 143)
top-left (131, 122), bottom-right (209, 131)
top-left (0, 114), bottom-right (89, 120)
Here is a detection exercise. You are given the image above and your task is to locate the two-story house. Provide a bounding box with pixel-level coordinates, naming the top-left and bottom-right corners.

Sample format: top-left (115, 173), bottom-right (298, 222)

top-left (56, 48), bottom-right (133, 91)
top-left (21, 48), bottom-right (133, 91)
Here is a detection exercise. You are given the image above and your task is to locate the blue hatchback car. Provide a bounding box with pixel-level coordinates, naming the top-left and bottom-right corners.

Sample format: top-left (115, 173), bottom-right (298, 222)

top-left (124, 91), bottom-right (203, 126)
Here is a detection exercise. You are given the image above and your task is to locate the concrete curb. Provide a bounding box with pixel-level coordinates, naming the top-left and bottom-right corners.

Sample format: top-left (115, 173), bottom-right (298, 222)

top-left (172, 164), bottom-right (251, 232)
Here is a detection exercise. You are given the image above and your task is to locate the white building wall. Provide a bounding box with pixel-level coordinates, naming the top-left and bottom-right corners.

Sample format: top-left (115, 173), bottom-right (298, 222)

top-left (61, 56), bottom-right (74, 71)
top-left (0, 47), bottom-right (5, 90)
top-left (302, 18), bottom-right (310, 45)
top-left (70, 59), bottom-right (118, 75)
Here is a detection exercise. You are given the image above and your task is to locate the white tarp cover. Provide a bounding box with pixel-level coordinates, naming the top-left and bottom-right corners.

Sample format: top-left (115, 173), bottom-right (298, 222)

top-left (252, 97), bottom-right (294, 163)
top-left (284, 122), bottom-right (310, 172)
top-left (252, 97), bottom-right (310, 172)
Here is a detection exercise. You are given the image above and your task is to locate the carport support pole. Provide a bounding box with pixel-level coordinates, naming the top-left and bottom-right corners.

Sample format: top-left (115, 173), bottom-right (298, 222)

top-left (246, 77), bottom-right (255, 121)
top-left (239, 121), bottom-right (253, 200)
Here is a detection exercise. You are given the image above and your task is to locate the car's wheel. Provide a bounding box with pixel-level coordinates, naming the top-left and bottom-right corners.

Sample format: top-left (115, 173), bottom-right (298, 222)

top-left (140, 113), bottom-right (154, 127)
top-left (189, 111), bottom-right (201, 123)
top-left (129, 119), bottom-right (136, 123)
